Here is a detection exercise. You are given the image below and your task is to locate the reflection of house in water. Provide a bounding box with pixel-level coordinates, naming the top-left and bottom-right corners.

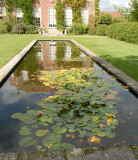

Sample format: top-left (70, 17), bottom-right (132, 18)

top-left (10, 41), bottom-right (92, 93)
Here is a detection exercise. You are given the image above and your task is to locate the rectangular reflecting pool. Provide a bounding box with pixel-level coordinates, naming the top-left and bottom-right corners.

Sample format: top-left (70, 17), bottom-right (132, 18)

top-left (0, 41), bottom-right (138, 153)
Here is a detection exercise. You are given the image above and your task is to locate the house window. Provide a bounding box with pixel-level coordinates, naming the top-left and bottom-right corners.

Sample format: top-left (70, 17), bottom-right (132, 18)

top-left (36, 42), bottom-right (43, 62)
top-left (33, 6), bottom-right (41, 27)
top-left (48, 7), bottom-right (56, 28)
top-left (81, 8), bottom-right (88, 24)
top-left (65, 45), bottom-right (71, 60)
top-left (15, 8), bottom-right (23, 22)
top-left (22, 71), bottom-right (29, 82)
top-left (65, 7), bottom-right (72, 27)
top-left (49, 43), bottom-right (56, 61)
top-left (0, 7), bottom-right (6, 17)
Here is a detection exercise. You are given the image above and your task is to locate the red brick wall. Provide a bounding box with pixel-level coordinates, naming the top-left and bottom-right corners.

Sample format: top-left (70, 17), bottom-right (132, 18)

top-left (40, 0), bottom-right (57, 29)
top-left (39, 0), bottom-right (95, 29)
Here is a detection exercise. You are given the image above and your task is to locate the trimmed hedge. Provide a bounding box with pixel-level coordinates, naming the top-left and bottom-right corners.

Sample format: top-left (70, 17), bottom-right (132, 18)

top-left (106, 23), bottom-right (138, 44)
top-left (94, 24), bottom-right (108, 36)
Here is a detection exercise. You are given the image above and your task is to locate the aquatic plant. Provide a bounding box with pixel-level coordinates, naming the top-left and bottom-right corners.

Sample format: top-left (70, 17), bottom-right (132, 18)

top-left (11, 68), bottom-right (123, 150)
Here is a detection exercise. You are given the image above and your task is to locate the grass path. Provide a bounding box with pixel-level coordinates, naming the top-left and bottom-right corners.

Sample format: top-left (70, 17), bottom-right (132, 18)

top-left (0, 34), bottom-right (138, 81)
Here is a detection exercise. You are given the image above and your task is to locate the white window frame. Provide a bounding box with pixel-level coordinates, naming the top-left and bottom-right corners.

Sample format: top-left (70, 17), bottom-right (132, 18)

top-left (22, 71), bottom-right (29, 82)
top-left (1, 7), bottom-right (6, 16)
top-left (65, 45), bottom-right (72, 60)
top-left (15, 8), bottom-right (23, 18)
top-left (49, 42), bottom-right (56, 61)
top-left (65, 7), bottom-right (72, 27)
top-left (33, 6), bottom-right (41, 27)
top-left (48, 7), bottom-right (56, 28)
top-left (81, 8), bottom-right (88, 25)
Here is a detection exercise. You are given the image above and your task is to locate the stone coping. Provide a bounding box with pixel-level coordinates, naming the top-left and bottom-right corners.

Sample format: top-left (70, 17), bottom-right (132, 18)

top-left (0, 39), bottom-right (138, 95)
top-left (0, 145), bottom-right (137, 160)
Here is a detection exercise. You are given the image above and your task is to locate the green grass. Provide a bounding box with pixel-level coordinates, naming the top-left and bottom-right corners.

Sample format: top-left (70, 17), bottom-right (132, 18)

top-left (0, 34), bottom-right (138, 81)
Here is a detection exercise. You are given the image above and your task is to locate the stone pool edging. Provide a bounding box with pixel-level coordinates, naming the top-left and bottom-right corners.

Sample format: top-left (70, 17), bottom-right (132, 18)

top-left (0, 39), bottom-right (138, 94)
top-left (0, 145), bottom-right (137, 160)
top-left (0, 40), bottom-right (37, 85)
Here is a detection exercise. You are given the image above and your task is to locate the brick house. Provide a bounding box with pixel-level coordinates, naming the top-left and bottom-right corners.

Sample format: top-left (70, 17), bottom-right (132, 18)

top-left (0, 0), bottom-right (95, 32)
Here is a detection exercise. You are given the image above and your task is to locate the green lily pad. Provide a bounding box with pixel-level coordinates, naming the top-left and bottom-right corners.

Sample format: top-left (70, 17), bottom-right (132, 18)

top-left (111, 119), bottom-right (118, 125)
top-left (97, 132), bottom-right (105, 137)
top-left (53, 127), bottom-right (67, 134)
top-left (19, 137), bottom-right (36, 147)
top-left (19, 126), bottom-right (31, 136)
top-left (31, 124), bottom-right (38, 129)
top-left (38, 116), bottom-right (48, 122)
top-left (61, 143), bottom-right (76, 150)
top-left (48, 143), bottom-right (61, 150)
top-left (11, 113), bottom-right (23, 119)
top-left (92, 116), bottom-right (99, 122)
top-left (42, 133), bottom-right (62, 147)
top-left (66, 134), bottom-right (70, 137)
top-left (106, 132), bottom-right (115, 138)
top-left (23, 117), bottom-right (37, 125)
top-left (36, 129), bottom-right (49, 137)
top-left (36, 146), bottom-right (46, 151)
top-left (69, 128), bottom-right (76, 132)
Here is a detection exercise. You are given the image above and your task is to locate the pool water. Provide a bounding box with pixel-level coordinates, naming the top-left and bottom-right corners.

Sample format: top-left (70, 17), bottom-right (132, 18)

top-left (0, 41), bottom-right (137, 153)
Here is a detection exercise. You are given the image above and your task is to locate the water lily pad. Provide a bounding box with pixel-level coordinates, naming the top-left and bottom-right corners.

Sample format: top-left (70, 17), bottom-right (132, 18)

top-left (61, 143), bottom-right (76, 150)
top-left (11, 113), bottom-right (23, 119)
top-left (66, 134), bottom-right (70, 137)
top-left (36, 146), bottom-right (46, 151)
top-left (23, 117), bottom-right (37, 125)
top-left (42, 133), bottom-right (62, 147)
top-left (97, 132), bottom-right (105, 137)
top-left (92, 116), bottom-right (99, 122)
top-left (19, 137), bottom-right (36, 147)
top-left (69, 128), bottom-right (76, 132)
top-left (36, 129), bottom-right (49, 137)
top-left (106, 132), bottom-right (115, 138)
top-left (53, 127), bottom-right (67, 134)
top-left (31, 124), bottom-right (38, 129)
top-left (19, 126), bottom-right (31, 136)
top-left (111, 119), bottom-right (118, 125)
top-left (38, 116), bottom-right (48, 122)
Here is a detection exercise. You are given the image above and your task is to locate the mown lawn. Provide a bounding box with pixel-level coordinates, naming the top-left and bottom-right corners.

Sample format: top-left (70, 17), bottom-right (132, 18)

top-left (0, 34), bottom-right (138, 81)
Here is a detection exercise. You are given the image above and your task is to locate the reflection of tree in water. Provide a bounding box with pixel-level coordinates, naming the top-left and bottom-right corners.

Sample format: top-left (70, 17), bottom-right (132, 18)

top-left (55, 42), bottom-right (93, 69)
top-left (14, 47), bottom-right (43, 86)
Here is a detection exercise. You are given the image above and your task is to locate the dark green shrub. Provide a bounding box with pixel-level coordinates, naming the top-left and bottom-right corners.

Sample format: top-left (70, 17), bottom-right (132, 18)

top-left (100, 13), bottom-right (112, 24)
top-left (82, 24), bottom-right (89, 34)
top-left (26, 25), bottom-right (38, 34)
top-left (95, 24), bottom-right (107, 36)
top-left (0, 19), bottom-right (8, 33)
top-left (106, 23), bottom-right (138, 44)
top-left (5, 13), bottom-right (18, 32)
top-left (88, 29), bottom-right (95, 35)
top-left (67, 23), bottom-right (84, 35)
top-left (12, 23), bottom-right (26, 34)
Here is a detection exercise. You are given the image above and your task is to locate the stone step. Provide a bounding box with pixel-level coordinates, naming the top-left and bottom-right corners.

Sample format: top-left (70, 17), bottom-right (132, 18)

top-left (43, 29), bottom-right (64, 36)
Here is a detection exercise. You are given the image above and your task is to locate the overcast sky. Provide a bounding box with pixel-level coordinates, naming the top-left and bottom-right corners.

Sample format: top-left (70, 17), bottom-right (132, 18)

top-left (99, 0), bottom-right (130, 11)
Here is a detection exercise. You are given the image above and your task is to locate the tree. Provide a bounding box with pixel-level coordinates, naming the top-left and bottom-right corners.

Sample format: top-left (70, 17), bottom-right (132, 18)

top-left (100, 13), bottom-right (112, 24)
top-left (113, 0), bottom-right (138, 22)
top-left (130, 0), bottom-right (138, 22)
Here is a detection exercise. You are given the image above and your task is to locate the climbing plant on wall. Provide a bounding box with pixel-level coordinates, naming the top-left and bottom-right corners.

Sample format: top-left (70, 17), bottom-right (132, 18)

top-left (95, 0), bottom-right (100, 25)
top-left (5, 0), bottom-right (35, 25)
top-left (63, 0), bottom-right (87, 23)
top-left (55, 0), bottom-right (65, 31)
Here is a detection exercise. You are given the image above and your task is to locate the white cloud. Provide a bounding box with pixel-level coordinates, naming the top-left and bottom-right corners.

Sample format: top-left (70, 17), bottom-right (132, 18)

top-left (0, 81), bottom-right (26, 105)
top-left (100, 0), bottom-right (130, 11)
